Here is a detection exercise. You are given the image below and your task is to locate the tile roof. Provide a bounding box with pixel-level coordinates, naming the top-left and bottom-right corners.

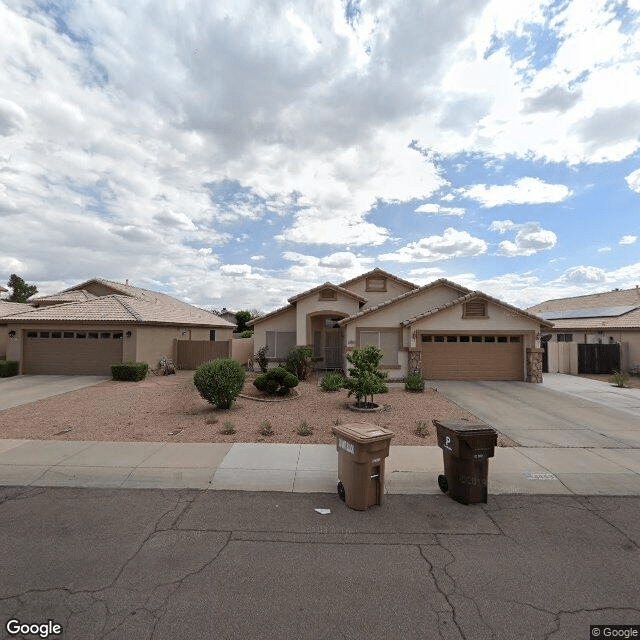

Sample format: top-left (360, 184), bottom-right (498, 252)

top-left (400, 291), bottom-right (554, 328)
top-left (339, 267), bottom-right (417, 290)
top-left (30, 289), bottom-right (97, 305)
top-left (0, 301), bottom-right (34, 318)
top-left (337, 278), bottom-right (473, 326)
top-left (527, 286), bottom-right (640, 314)
top-left (287, 282), bottom-right (367, 304)
top-left (527, 286), bottom-right (640, 330)
top-left (3, 293), bottom-right (235, 327)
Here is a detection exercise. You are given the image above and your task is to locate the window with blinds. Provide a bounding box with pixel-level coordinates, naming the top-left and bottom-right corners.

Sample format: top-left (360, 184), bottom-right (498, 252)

top-left (265, 331), bottom-right (297, 359)
top-left (359, 330), bottom-right (399, 365)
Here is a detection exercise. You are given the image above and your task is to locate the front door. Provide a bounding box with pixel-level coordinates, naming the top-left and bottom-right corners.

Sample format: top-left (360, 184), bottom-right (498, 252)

top-left (324, 329), bottom-right (342, 369)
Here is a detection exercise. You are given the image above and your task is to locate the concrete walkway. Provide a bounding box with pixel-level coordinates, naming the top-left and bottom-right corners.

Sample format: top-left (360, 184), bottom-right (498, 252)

top-left (1, 438), bottom-right (639, 495)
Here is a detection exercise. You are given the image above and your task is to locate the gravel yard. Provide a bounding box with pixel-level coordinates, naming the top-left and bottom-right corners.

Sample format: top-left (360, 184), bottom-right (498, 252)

top-left (0, 370), bottom-right (514, 446)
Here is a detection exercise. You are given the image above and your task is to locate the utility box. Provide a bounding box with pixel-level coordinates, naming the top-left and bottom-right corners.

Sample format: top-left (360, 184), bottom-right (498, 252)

top-left (332, 423), bottom-right (394, 511)
top-left (434, 420), bottom-right (497, 505)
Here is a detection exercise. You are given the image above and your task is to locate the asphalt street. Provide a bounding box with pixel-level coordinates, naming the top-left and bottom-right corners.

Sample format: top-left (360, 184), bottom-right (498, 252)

top-left (1, 486), bottom-right (638, 640)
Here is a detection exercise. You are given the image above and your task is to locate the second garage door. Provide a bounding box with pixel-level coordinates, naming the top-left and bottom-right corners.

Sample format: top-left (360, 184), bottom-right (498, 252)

top-left (23, 330), bottom-right (124, 375)
top-left (421, 334), bottom-right (524, 381)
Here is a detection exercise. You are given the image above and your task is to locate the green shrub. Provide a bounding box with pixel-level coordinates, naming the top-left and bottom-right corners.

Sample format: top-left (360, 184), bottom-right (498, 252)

top-left (260, 420), bottom-right (274, 436)
top-left (285, 346), bottom-right (313, 380)
top-left (609, 372), bottom-right (628, 388)
top-left (405, 374), bottom-right (425, 392)
top-left (111, 361), bottom-right (149, 381)
top-left (343, 344), bottom-right (388, 407)
top-left (194, 358), bottom-right (246, 409)
top-left (254, 366), bottom-right (298, 395)
top-left (0, 360), bottom-right (19, 377)
top-left (239, 330), bottom-right (253, 338)
top-left (320, 371), bottom-right (345, 392)
top-left (254, 346), bottom-right (269, 373)
top-left (415, 421), bottom-right (429, 437)
top-left (221, 421), bottom-right (236, 435)
top-left (297, 420), bottom-right (313, 436)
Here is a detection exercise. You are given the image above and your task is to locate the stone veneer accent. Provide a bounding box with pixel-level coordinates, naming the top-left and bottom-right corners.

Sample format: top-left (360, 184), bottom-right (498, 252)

top-left (526, 347), bottom-right (544, 383)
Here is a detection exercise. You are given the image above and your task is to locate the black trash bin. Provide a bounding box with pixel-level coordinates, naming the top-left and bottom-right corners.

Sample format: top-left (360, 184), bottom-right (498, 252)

top-left (434, 420), bottom-right (497, 504)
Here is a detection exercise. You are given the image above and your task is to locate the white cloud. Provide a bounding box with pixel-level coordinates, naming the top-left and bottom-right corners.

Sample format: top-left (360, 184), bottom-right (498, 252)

top-left (220, 264), bottom-right (255, 277)
top-left (620, 234), bottom-right (638, 245)
top-left (561, 265), bottom-right (607, 284)
top-left (493, 222), bottom-right (557, 257)
top-left (597, 246), bottom-right (612, 253)
top-left (459, 178), bottom-right (572, 208)
top-left (282, 251), bottom-right (372, 282)
top-left (626, 167), bottom-right (640, 193)
top-left (379, 227), bottom-right (487, 263)
top-left (414, 203), bottom-right (465, 216)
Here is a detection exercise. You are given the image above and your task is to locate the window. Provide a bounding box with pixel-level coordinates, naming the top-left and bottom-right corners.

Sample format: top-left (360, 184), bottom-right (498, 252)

top-left (471, 336), bottom-right (482, 342)
top-left (446, 335), bottom-right (457, 342)
top-left (113, 332), bottom-right (123, 339)
top-left (434, 335), bottom-right (445, 342)
top-left (88, 332), bottom-right (99, 339)
top-left (266, 331), bottom-right (297, 359)
top-left (463, 300), bottom-right (487, 318)
top-left (509, 336), bottom-right (521, 343)
top-left (497, 336), bottom-right (508, 343)
top-left (459, 335), bottom-right (470, 342)
top-left (557, 333), bottom-right (573, 342)
top-left (39, 331), bottom-right (50, 338)
top-left (365, 276), bottom-right (387, 292)
top-left (51, 332), bottom-right (62, 339)
top-left (27, 331), bottom-right (37, 338)
top-left (100, 332), bottom-right (111, 339)
top-left (421, 335), bottom-right (432, 342)
top-left (64, 332), bottom-right (74, 339)
top-left (359, 330), bottom-right (399, 366)
top-left (76, 333), bottom-right (86, 339)
top-left (484, 336), bottom-right (495, 343)
top-left (210, 330), bottom-right (216, 341)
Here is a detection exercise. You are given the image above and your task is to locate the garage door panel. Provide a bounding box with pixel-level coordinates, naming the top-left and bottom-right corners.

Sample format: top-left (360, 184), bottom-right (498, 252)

top-left (422, 339), bottom-right (523, 381)
top-left (23, 335), bottom-right (123, 375)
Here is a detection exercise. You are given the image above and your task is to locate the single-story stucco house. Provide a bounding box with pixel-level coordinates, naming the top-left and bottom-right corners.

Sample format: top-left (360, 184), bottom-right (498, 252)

top-left (3, 278), bottom-right (235, 375)
top-left (527, 286), bottom-right (640, 375)
top-left (249, 268), bottom-right (552, 382)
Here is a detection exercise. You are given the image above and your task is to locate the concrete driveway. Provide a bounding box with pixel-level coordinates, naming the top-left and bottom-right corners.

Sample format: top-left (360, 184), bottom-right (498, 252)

top-left (0, 375), bottom-right (110, 410)
top-left (433, 373), bottom-right (640, 448)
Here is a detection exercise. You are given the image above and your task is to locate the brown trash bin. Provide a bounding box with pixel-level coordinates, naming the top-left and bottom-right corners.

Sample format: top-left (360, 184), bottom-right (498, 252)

top-left (434, 420), bottom-right (497, 505)
top-left (331, 423), bottom-right (394, 511)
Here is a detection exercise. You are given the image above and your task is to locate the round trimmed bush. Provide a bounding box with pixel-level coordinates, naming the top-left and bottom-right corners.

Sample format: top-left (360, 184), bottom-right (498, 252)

top-left (254, 366), bottom-right (298, 396)
top-left (194, 358), bottom-right (246, 409)
top-left (320, 371), bottom-right (345, 392)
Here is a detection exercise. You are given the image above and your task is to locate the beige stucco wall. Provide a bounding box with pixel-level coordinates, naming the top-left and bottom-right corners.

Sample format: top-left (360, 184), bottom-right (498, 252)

top-left (295, 294), bottom-right (360, 345)
top-left (135, 325), bottom-right (224, 366)
top-left (252, 307), bottom-right (297, 353)
top-left (231, 337), bottom-right (254, 365)
top-left (342, 277), bottom-right (415, 309)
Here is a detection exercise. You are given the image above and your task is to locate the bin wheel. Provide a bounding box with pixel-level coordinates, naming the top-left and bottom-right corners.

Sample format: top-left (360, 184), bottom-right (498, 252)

top-left (438, 474), bottom-right (449, 493)
top-left (337, 481), bottom-right (345, 502)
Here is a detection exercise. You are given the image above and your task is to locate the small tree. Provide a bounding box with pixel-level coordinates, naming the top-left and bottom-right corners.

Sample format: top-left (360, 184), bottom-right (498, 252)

top-left (343, 344), bottom-right (388, 408)
top-left (235, 310), bottom-right (253, 334)
top-left (285, 346), bottom-right (313, 380)
top-left (7, 274), bottom-right (37, 302)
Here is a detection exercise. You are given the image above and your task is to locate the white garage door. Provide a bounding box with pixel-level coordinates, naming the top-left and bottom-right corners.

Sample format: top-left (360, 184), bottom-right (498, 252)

top-left (23, 329), bottom-right (124, 375)
top-left (421, 334), bottom-right (524, 381)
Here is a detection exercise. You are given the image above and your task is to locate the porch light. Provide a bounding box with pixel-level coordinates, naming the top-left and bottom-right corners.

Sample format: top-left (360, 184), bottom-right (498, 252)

top-left (125, 331), bottom-right (132, 338)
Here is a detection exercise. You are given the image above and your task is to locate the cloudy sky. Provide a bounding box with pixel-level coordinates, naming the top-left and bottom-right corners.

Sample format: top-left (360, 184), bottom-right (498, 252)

top-left (1, 0), bottom-right (640, 312)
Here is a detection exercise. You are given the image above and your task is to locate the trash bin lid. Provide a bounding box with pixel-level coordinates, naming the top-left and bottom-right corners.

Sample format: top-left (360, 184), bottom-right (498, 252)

top-left (331, 423), bottom-right (394, 443)
top-left (432, 420), bottom-right (495, 436)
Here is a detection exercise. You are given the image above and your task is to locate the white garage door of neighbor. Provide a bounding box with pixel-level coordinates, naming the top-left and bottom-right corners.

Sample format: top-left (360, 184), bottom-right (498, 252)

top-left (421, 335), bottom-right (524, 380)
top-left (23, 330), bottom-right (124, 375)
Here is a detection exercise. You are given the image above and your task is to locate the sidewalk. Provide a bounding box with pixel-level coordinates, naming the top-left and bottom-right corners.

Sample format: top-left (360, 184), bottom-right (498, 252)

top-left (1, 439), bottom-right (639, 495)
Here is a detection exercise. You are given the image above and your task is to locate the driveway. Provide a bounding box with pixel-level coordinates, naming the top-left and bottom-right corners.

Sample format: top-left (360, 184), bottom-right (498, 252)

top-left (0, 375), bottom-right (110, 410)
top-left (433, 374), bottom-right (640, 448)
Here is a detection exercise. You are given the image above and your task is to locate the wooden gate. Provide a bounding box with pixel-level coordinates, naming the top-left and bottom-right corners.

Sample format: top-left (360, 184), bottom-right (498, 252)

top-left (176, 340), bottom-right (230, 369)
top-left (577, 343), bottom-right (620, 374)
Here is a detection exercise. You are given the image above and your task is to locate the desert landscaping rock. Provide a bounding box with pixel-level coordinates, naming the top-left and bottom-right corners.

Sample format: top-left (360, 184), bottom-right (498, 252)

top-left (0, 370), bottom-right (502, 446)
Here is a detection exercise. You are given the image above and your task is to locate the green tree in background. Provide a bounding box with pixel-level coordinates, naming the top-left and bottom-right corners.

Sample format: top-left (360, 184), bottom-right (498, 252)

top-left (7, 274), bottom-right (38, 303)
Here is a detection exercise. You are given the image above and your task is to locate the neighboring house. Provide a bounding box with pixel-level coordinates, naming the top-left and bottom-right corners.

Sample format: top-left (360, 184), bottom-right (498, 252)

top-left (3, 278), bottom-right (235, 375)
top-left (249, 268), bottom-right (552, 381)
top-left (0, 301), bottom-right (33, 359)
top-left (527, 286), bottom-right (640, 375)
top-left (214, 308), bottom-right (238, 329)
top-left (0, 285), bottom-right (7, 294)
